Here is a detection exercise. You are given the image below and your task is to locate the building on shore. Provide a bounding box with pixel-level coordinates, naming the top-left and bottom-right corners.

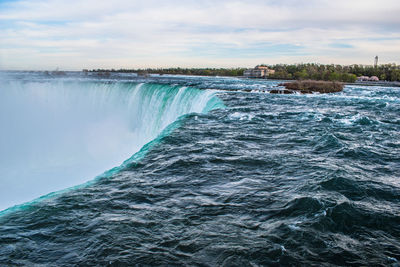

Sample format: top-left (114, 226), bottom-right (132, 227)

top-left (357, 75), bottom-right (379, 82)
top-left (244, 65), bottom-right (275, 78)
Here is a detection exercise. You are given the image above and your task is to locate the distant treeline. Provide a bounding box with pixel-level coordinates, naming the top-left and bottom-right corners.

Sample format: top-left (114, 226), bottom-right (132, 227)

top-left (268, 63), bottom-right (400, 82)
top-left (89, 68), bottom-right (246, 77)
top-left (90, 63), bottom-right (400, 82)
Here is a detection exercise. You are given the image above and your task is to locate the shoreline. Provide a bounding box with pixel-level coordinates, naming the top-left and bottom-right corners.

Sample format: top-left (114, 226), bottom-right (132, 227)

top-left (2, 70), bottom-right (400, 88)
top-left (348, 81), bottom-right (400, 87)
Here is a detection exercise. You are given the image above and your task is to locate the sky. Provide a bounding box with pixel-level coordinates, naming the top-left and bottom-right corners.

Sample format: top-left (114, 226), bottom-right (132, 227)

top-left (0, 0), bottom-right (399, 70)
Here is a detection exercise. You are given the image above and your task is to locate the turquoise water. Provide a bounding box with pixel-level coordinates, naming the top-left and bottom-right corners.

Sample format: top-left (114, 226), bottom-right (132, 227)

top-left (0, 72), bottom-right (399, 266)
top-left (0, 76), bottom-right (223, 212)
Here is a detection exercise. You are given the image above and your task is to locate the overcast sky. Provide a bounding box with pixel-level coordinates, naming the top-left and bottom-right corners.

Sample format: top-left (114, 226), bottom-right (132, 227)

top-left (0, 0), bottom-right (399, 70)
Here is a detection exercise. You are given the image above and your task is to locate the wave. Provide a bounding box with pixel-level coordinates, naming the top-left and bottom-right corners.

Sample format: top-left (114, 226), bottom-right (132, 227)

top-left (0, 79), bottom-right (224, 213)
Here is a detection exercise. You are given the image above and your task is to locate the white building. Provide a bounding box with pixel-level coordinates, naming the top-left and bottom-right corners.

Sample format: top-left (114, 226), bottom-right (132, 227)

top-left (357, 76), bottom-right (379, 82)
top-left (244, 66), bottom-right (275, 78)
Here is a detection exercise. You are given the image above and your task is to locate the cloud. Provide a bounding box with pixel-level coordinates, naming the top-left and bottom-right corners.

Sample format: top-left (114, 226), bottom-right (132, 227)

top-left (1, 0), bottom-right (400, 69)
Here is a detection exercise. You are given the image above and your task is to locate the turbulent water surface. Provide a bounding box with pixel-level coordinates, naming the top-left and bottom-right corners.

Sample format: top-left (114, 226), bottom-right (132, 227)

top-left (0, 72), bottom-right (399, 266)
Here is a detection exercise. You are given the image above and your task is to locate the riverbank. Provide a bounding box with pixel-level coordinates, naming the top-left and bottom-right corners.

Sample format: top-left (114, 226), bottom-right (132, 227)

top-left (350, 81), bottom-right (400, 87)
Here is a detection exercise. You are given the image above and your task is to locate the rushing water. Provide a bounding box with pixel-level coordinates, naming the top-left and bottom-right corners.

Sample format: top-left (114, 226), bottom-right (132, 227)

top-left (0, 72), bottom-right (399, 266)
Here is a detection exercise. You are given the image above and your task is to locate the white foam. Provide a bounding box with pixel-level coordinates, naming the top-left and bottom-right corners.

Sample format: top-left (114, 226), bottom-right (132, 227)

top-left (229, 112), bottom-right (255, 121)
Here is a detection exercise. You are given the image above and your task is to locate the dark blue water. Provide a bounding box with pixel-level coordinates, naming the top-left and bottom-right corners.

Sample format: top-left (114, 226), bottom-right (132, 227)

top-left (0, 72), bottom-right (399, 266)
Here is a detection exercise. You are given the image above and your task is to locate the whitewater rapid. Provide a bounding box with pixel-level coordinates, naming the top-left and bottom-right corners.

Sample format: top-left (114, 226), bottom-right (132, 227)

top-left (0, 76), bottom-right (223, 211)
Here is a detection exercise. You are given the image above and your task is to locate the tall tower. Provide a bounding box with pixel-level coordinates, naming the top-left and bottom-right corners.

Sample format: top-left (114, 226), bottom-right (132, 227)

top-left (374, 55), bottom-right (378, 67)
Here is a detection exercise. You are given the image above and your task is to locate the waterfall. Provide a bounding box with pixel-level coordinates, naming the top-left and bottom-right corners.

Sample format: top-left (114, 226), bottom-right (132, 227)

top-left (0, 78), bottom-right (224, 211)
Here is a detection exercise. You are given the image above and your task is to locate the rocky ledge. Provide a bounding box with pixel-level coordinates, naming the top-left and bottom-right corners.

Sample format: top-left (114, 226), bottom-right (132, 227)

top-left (271, 80), bottom-right (344, 94)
